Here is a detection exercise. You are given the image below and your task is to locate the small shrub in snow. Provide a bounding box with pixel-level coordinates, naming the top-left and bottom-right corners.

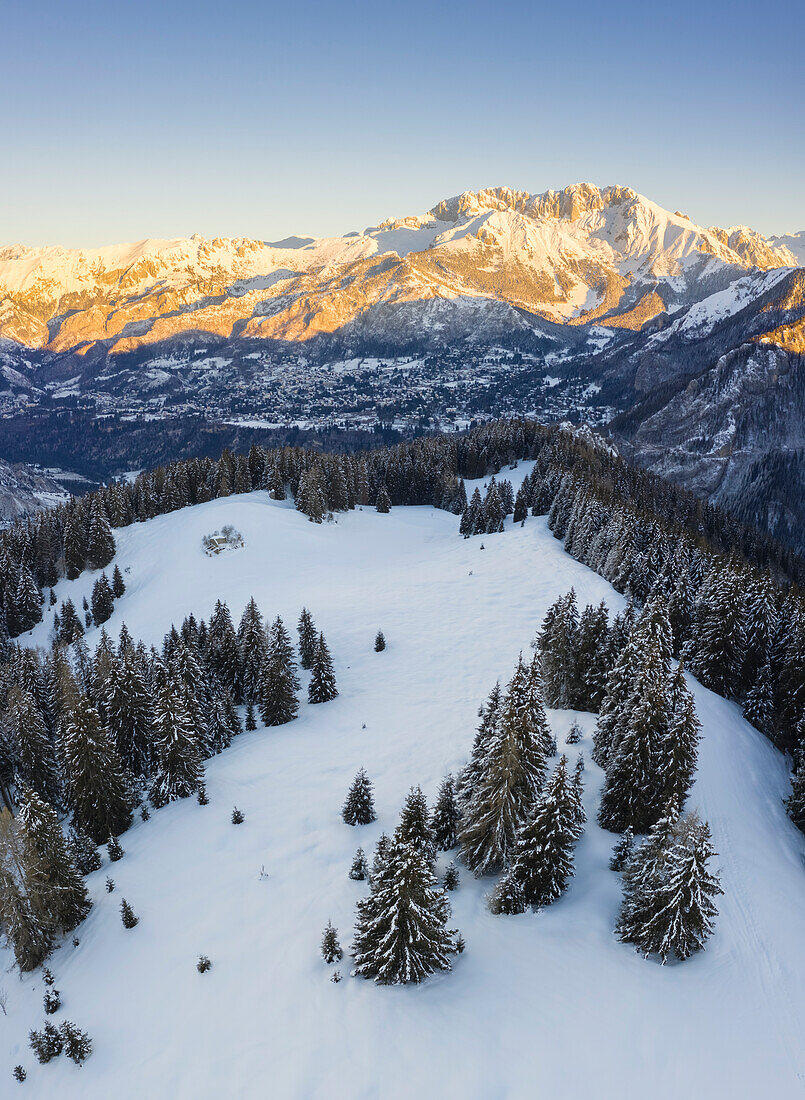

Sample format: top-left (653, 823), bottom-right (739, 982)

top-left (29, 1022), bottom-right (62, 1063)
top-left (120, 899), bottom-right (138, 928)
top-left (60, 1021), bottom-right (92, 1065)
top-left (374, 630), bottom-right (386, 652)
top-left (566, 722), bottom-right (583, 745)
top-left (349, 848), bottom-right (368, 881)
top-left (107, 835), bottom-right (124, 862)
top-left (331, 970), bottom-right (342, 983)
top-left (42, 967), bottom-right (55, 987)
top-left (197, 955), bottom-right (212, 973)
top-left (72, 938), bottom-right (80, 948)
top-left (197, 782), bottom-right (209, 806)
top-left (44, 989), bottom-right (61, 1015)
top-left (106, 876), bottom-right (115, 893)
top-left (140, 805), bottom-right (150, 822)
top-left (13, 1065), bottom-right (26, 1082)
top-left (245, 703), bottom-right (257, 731)
top-left (321, 921), bottom-right (342, 963)
top-left (231, 807), bottom-right (244, 825)
top-left (454, 932), bottom-right (466, 954)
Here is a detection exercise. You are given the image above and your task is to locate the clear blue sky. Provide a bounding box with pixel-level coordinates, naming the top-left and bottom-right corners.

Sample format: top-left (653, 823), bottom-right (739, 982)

top-left (2, 0), bottom-right (803, 247)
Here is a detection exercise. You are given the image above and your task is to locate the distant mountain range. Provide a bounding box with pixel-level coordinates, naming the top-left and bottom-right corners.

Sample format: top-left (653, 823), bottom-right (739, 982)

top-left (1, 183), bottom-right (803, 550)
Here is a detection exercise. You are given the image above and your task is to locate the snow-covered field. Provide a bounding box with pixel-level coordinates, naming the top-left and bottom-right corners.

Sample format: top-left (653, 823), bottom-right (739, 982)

top-left (5, 467), bottom-right (805, 1098)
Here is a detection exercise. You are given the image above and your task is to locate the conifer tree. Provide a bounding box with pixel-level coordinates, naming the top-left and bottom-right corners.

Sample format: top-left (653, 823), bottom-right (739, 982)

top-left (67, 828), bottom-right (101, 875)
top-left (430, 774), bottom-right (460, 851)
top-left (440, 862), bottom-right (458, 892)
top-left (107, 835), bottom-right (124, 862)
top-left (370, 833), bottom-right (391, 886)
top-left (609, 827), bottom-right (634, 871)
top-left (17, 786), bottom-right (91, 933)
top-left (537, 590), bottom-right (579, 708)
top-left (321, 920), bottom-right (343, 963)
top-left (91, 574), bottom-right (114, 626)
top-left (148, 679), bottom-right (203, 808)
top-left (111, 564), bottom-right (126, 598)
top-left (459, 662), bottom-right (546, 875)
top-left (488, 871), bottom-right (526, 915)
top-left (206, 601), bottom-right (242, 702)
top-left (308, 632), bottom-right (338, 704)
top-left (457, 681), bottom-right (501, 809)
top-left (59, 1020), bottom-right (92, 1065)
top-left (86, 505), bottom-right (116, 571)
top-left (297, 608), bottom-right (318, 669)
top-left (351, 835), bottom-right (455, 984)
top-left (660, 662), bottom-right (701, 810)
top-left (349, 848), bottom-right (368, 880)
top-left (58, 599), bottom-right (84, 645)
top-left (744, 662), bottom-right (775, 736)
top-left (237, 598), bottom-right (268, 708)
top-left (0, 836), bottom-right (54, 973)
top-left (618, 812), bottom-right (722, 962)
top-left (63, 509), bottom-right (87, 581)
top-left (395, 786), bottom-right (434, 863)
top-left (104, 653), bottom-right (153, 778)
top-left (785, 765), bottom-right (805, 832)
top-left (342, 769), bottom-right (376, 825)
top-left (59, 694), bottom-right (135, 844)
top-left (29, 1021), bottom-right (63, 1062)
top-left (258, 619), bottom-right (300, 727)
top-left (504, 756), bottom-right (579, 909)
top-left (120, 898), bottom-right (138, 928)
top-left (7, 689), bottom-right (61, 808)
top-left (375, 485), bottom-right (391, 514)
top-left (374, 630), bottom-right (386, 652)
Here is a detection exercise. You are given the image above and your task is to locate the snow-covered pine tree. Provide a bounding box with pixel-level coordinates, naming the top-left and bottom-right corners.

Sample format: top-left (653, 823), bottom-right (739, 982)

top-left (351, 835), bottom-right (455, 984)
top-left (111, 564), bottom-right (126, 598)
top-left (0, 818), bottom-right (54, 972)
top-left (237, 598), bottom-right (268, 708)
top-left (120, 898), bottom-right (138, 928)
top-left (375, 484), bottom-right (391, 513)
top-left (374, 630), bottom-right (386, 652)
top-left (660, 662), bottom-right (700, 810)
top-left (206, 601), bottom-right (242, 702)
top-left (297, 608), bottom-right (318, 670)
top-left (67, 827), bottom-right (101, 874)
top-left (687, 566), bottom-right (746, 699)
top-left (17, 785), bottom-right (91, 933)
top-left (90, 574), bottom-right (114, 626)
top-left (59, 1020), bottom-right (93, 1065)
top-left (342, 769), bottom-right (376, 825)
top-left (395, 786), bottom-right (435, 864)
top-left (7, 689), bottom-right (61, 809)
top-left (349, 848), bottom-right (368, 880)
top-left (743, 661), bottom-right (775, 736)
top-left (459, 661), bottom-right (546, 875)
top-left (148, 678), bottom-right (203, 808)
top-left (369, 833), bottom-right (391, 887)
top-left (609, 827), bottom-right (634, 871)
top-left (443, 862), bottom-right (460, 890)
top-left (59, 693), bottom-right (135, 844)
top-left (430, 774), bottom-right (460, 851)
top-left (456, 680), bottom-right (502, 810)
top-left (504, 756), bottom-right (579, 909)
top-left (308, 632), bottom-right (338, 704)
top-left (86, 503), bottom-right (116, 571)
top-left (598, 657), bottom-right (672, 835)
top-left (619, 812), bottom-right (722, 962)
top-left (321, 920), bottom-right (343, 963)
top-left (103, 653), bottom-right (154, 778)
top-left (258, 619), bottom-right (300, 727)
top-left (536, 589), bottom-right (579, 708)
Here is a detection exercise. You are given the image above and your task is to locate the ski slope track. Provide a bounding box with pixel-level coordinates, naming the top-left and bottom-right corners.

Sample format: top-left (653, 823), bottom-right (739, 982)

top-left (4, 463), bottom-right (805, 1099)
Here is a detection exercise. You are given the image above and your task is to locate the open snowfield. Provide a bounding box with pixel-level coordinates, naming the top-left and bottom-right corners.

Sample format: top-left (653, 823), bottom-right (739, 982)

top-left (5, 465), bottom-right (805, 1099)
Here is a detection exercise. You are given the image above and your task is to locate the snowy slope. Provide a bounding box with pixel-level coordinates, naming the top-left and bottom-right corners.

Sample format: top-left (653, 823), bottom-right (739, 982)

top-left (5, 469), bottom-right (805, 1099)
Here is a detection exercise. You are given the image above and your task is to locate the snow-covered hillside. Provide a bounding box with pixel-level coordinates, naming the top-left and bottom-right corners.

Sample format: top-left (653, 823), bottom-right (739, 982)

top-left (4, 468), bottom-right (805, 1098)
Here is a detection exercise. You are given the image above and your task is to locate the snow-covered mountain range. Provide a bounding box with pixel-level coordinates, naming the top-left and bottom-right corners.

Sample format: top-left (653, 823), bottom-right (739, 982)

top-left (0, 183), bottom-right (800, 354)
top-left (1, 183), bottom-right (804, 551)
